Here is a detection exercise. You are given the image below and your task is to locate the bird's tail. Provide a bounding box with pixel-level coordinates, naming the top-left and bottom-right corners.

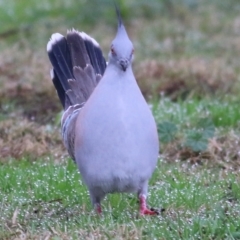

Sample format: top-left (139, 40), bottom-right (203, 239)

top-left (47, 29), bottom-right (107, 110)
top-left (47, 30), bottom-right (106, 161)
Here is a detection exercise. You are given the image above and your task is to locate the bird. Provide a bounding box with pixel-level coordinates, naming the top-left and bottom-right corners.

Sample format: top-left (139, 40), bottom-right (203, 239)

top-left (46, 7), bottom-right (159, 215)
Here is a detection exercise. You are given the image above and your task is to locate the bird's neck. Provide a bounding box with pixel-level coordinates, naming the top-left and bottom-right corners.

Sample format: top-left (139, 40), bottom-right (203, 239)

top-left (105, 63), bottom-right (134, 80)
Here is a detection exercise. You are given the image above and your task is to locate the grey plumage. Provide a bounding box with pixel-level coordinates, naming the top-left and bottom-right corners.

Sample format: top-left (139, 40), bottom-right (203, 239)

top-left (47, 10), bottom-right (159, 215)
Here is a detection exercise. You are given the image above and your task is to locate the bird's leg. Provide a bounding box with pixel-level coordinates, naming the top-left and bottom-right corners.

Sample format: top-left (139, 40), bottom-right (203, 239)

top-left (139, 194), bottom-right (158, 216)
top-left (94, 203), bottom-right (102, 214)
top-left (90, 190), bottom-right (104, 215)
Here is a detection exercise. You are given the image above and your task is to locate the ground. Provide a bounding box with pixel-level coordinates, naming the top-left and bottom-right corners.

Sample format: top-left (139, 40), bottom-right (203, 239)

top-left (0, 0), bottom-right (240, 239)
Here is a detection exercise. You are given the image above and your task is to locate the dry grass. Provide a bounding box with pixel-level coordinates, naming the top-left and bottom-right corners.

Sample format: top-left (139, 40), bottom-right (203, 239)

top-left (160, 131), bottom-right (240, 171)
top-left (0, 44), bottom-right (66, 160)
top-left (136, 58), bottom-right (237, 99)
top-left (0, 118), bottom-right (65, 160)
top-left (3, 223), bottom-right (144, 240)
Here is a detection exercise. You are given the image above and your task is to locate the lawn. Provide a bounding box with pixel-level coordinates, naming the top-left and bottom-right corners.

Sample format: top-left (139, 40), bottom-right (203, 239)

top-left (0, 0), bottom-right (240, 239)
top-left (1, 159), bottom-right (240, 239)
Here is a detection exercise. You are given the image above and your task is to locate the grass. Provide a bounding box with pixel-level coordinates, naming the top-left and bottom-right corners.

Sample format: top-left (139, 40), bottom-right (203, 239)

top-left (154, 96), bottom-right (240, 128)
top-left (1, 159), bottom-right (240, 239)
top-left (1, 0), bottom-right (240, 239)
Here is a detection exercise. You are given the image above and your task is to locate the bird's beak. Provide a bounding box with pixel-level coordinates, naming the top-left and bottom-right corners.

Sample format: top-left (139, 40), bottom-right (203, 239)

top-left (119, 59), bottom-right (129, 71)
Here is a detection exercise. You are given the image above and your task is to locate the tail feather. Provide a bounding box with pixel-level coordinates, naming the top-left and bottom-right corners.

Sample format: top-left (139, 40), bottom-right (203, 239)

top-left (66, 30), bottom-right (91, 69)
top-left (47, 30), bottom-right (106, 109)
top-left (47, 29), bottom-right (107, 161)
top-left (83, 37), bottom-right (101, 75)
top-left (47, 33), bottom-right (73, 92)
top-left (72, 65), bottom-right (97, 100)
top-left (51, 69), bottom-right (69, 107)
top-left (93, 43), bottom-right (107, 76)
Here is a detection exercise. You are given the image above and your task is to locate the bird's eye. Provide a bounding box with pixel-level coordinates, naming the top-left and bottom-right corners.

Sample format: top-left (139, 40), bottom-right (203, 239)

top-left (111, 46), bottom-right (116, 55)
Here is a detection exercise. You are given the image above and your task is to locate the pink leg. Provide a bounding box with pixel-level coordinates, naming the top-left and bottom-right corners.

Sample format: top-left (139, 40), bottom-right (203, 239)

top-left (139, 195), bottom-right (158, 216)
top-left (90, 190), bottom-right (104, 215)
top-left (95, 203), bottom-right (102, 214)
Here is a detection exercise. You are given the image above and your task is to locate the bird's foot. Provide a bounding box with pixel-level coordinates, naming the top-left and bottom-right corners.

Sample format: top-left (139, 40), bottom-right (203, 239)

top-left (139, 195), bottom-right (159, 216)
top-left (140, 207), bottom-right (159, 215)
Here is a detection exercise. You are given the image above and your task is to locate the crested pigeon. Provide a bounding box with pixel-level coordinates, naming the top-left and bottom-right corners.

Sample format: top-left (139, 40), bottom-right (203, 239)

top-left (47, 8), bottom-right (159, 215)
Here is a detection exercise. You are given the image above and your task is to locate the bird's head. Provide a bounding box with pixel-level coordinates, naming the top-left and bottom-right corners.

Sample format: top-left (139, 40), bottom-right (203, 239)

top-left (108, 7), bottom-right (134, 72)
